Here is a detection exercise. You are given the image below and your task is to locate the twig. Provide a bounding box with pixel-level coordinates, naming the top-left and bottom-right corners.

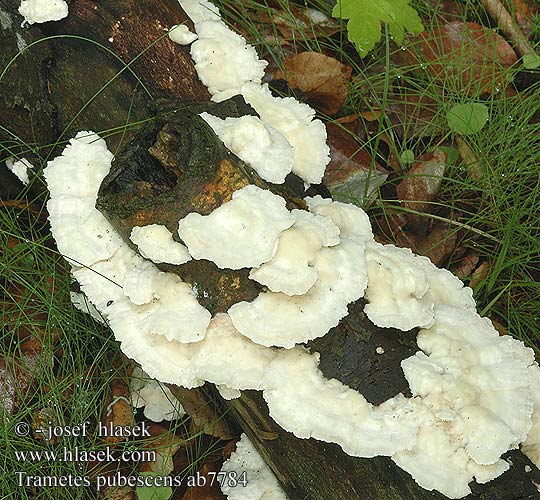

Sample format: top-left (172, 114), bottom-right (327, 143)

top-left (479, 0), bottom-right (537, 58)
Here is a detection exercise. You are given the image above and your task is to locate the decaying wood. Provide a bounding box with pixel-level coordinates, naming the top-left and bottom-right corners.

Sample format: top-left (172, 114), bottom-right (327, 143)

top-left (1, 1), bottom-right (539, 499)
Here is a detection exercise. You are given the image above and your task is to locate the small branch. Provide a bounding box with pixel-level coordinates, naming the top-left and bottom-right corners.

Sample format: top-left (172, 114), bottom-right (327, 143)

top-left (479, 0), bottom-right (537, 58)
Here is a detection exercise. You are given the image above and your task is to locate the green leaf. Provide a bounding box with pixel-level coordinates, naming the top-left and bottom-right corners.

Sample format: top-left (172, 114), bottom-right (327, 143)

top-left (136, 473), bottom-right (173, 500)
top-left (523, 53), bottom-right (540, 70)
top-left (400, 149), bottom-right (415, 164)
top-left (332, 0), bottom-right (423, 57)
top-left (447, 103), bottom-right (489, 135)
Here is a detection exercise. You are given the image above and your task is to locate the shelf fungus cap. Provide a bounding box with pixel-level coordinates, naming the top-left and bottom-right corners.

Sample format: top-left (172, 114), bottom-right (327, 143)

top-left (249, 209), bottom-right (340, 295)
top-left (130, 224), bottom-right (191, 265)
top-left (522, 364), bottom-right (540, 468)
top-left (262, 349), bottom-right (420, 457)
top-left (240, 83), bottom-right (330, 185)
top-left (123, 267), bottom-right (211, 344)
top-left (178, 0), bottom-right (221, 23)
top-left (364, 242), bottom-right (477, 330)
top-left (168, 24), bottom-right (198, 45)
top-left (364, 242), bottom-right (435, 330)
top-left (193, 313), bottom-right (277, 390)
top-left (393, 305), bottom-right (536, 498)
top-left (130, 366), bottom-right (185, 422)
top-left (229, 238), bottom-right (367, 348)
top-left (305, 195), bottom-right (373, 241)
top-left (199, 113), bottom-right (293, 184)
top-left (178, 185), bottom-right (295, 269)
top-left (190, 20), bottom-right (267, 102)
top-left (220, 433), bottom-right (288, 500)
top-left (19, 0), bottom-right (68, 25)
top-left (44, 133), bottom-right (122, 267)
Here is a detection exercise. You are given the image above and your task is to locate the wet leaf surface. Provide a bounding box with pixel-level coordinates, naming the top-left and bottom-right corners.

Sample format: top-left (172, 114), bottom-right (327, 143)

top-left (399, 21), bottom-right (518, 95)
top-left (396, 149), bottom-right (447, 232)
top-left (276, 52), bottom-right (352, 115)
top-left (180, 387), bottom-right (234, 440)
top-left (324, 123), bottom-right (388, 200)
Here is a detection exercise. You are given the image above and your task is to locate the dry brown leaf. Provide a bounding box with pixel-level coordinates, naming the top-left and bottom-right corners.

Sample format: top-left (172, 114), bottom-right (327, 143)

top-left (396, 149), bottom-right (447, 233)
top-left (99, 486), bottom-right (137, 500)
top-left (451, 250), bottom-right (480, 279)
top-left (416, 223), bottom-right (458, 266)
top-left (139, 423), bottom-right (184, 475)
top-left (324, 123), bottom-right (387, 199)
top-left (0, 353), bottom-right (44, 413)
top-left (180, 387), bottom-right (234, 440)
top-left (469, 261), bottom-right (490, 289)
top-left (275, 52), bottom-right (352, 115)
top-left (181, 462), bottom-right (227, 500)
top-left (398, 21), bottom-right (518, 95)
top-left (491, 319), bottom-right (507, 336)
top-left (513, 0), bottom-right (540, 35)
top-left (102, 378), bottom-right (134, 444)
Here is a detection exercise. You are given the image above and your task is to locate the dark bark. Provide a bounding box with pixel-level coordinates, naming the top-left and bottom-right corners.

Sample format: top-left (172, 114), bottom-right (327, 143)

top-left (1, 1), bottom-right (538, 499)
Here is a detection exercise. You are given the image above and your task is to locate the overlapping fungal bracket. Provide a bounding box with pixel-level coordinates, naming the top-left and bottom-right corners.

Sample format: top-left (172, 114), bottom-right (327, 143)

top-left (43, 0), bottom-right (540, 498)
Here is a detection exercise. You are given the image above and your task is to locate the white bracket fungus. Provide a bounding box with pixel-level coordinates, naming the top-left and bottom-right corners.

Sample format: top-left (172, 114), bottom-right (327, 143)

top-left (123, 264), bottom-right (210, 343)
top-left (240, 83), bottom-right (330, 185)
top-left (130, 224), bottom-right (191, 265)
top-left (220, 433), bottom-right (289, 500)
top-left (18, 0), bottom-right (68, 25)
top-left (305, 195), bottom-right (373, 241)
top-left (47, 131), bottom-right (540, 498)
top-left (168, 24), bottom-right (198, 45)
top-left (45, 1), bottom-right (540, 496)
top-left (364, 242), bottom-right (475, 331)
top-left (523, 364), bottom-right (540, 468)
top-left (178, 0), bottom-right (220, 24)
top-left (5, 157), bottom-right (33, 185)
top-left (199, 113), bottom-right (294, 184)
top-left (229, 237), bottom-right (367, 348)
top-left (393, 305), bottom-right (536, 498)
top-left (190, 20), bottom-right (267, 102)
top-left (130, 366), bottom-right (185, 422)
top-left (249, 209), bottom-right (340, 295)
top-left (178, 185), bottom-right (294, 269)
top-left (175, 0), bottom-right (330, 185)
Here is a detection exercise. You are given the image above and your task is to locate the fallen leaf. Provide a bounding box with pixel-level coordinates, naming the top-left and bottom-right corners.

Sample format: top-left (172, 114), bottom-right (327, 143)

top-left (399, 21), bottom-right (518, 95)
top-left (416, 222), bottom-right (458, 266)
top-left (181, 462), bottom-right (226, 500)
top-left (136, 472), bottom-right (173, 500)
top-left (469, 260), bottom-right (490, 289)
top-left (456, 136), bottom-right (484, 180)
top-left (275, 52), bottom-right (352, 115)
top-left (180, 387), bottom-right (233, 440)
top-left (451, 251), bottom-right (480, 279)
top-left (513, 0), bottom-right (540, 36)
top-left (99, 486), bottom-right (137, 500)
top-left (102, 378), bottom-right (134, 444)
top-left (324, 123), bottom-right (388, 200)
top-left (491, 318), bottom-right (507, 336)
top-left (32, 407), bottom-right (60, 443)
top-left (0, 353), bottom-right (45, 413)
top-left (396, 149), bottom-right (447, 232)
top-left (139, 423), bottom-right (184, 475)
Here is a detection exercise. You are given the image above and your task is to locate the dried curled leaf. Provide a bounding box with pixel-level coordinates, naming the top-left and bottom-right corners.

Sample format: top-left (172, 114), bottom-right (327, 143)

top-left (180, 387), bottom-right (234, 440)
top-left (400, 21), bottom-right (518, 95)
top-left (396, 149), bottom-right (447, 231)
top-left (276, 52), bottom-right (352, 115)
